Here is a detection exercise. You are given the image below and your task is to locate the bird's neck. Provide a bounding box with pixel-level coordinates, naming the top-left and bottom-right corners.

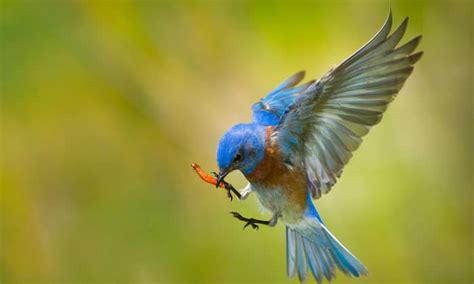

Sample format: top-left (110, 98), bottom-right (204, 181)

top-left (244, 126), bottom-right (283, 182)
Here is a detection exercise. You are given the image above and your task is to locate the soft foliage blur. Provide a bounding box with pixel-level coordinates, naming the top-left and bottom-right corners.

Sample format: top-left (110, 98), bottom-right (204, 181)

top-left (1, 1), bottom-right (472, 283)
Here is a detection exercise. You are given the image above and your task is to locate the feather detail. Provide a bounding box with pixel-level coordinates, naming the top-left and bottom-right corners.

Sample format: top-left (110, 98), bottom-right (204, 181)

top-left (271, 10), bottom-right (423, 199)
top-left (286, 197), bottom-right (368, 282)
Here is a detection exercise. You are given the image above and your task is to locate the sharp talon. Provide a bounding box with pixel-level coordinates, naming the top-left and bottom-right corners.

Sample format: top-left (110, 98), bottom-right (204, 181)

top-left (231, 212), bottom-right (241, 218)
top-left (231, 212), bottom-right (265, 230)
top-left (226, 189), bottom-right (233, 201)
top-left (243, 222), bottom-right (257, 230)
top-left (249, 223), bottom-right (259, 230)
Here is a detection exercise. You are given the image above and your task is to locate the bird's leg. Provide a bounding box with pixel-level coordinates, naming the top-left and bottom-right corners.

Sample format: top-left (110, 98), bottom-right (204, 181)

top-left (267, 212), bottom-right (281, 227)
top-left (191, 163), bottom-right (241, 201)
top-left (239, 184), bottom-right (252, 200)
top-left (230, 212), bottom-right (281, 230)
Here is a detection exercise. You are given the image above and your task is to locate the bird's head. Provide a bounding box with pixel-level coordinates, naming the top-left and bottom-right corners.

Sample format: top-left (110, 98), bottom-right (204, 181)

top-left (216, 123), bottom-right (266, 185)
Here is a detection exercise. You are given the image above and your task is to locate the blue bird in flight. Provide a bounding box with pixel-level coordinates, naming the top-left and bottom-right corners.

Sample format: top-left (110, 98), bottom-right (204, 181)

top-left (212, 11), bottom-right (422, 283)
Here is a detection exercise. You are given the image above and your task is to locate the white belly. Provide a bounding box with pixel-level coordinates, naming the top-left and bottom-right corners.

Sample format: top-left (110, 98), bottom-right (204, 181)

top-left (251, 184), bottom-right (303, 223)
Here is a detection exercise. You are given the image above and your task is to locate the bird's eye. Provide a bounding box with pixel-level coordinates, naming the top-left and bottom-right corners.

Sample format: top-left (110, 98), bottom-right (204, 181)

top-left (233, 154), bottom-right (241, 163)
top-left (249, 149), bottom-right (256, 157)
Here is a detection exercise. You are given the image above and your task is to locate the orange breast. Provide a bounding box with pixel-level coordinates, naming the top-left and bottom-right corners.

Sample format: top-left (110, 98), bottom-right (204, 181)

top-left (245, 127), bottom-right (308, 212)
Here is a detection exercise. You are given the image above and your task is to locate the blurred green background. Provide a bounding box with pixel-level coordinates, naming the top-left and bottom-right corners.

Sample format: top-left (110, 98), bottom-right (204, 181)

top-left (1, 0), bottom-right (472, 283)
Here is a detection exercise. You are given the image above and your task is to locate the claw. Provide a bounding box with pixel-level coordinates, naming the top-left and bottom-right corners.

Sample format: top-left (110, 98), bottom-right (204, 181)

top-left (208, 170), bottom-right (235, 201)
top-left (226, 189), bottom-right (233, 201)
top-left (230, 212), bottom-right (241, 218)
top-left (230, 212), bottom-right (264, 230)
top-left (243, 222), bottom-right (259, 230)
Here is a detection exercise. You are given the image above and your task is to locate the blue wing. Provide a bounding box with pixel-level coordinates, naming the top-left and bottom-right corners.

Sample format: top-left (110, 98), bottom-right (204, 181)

top-left (271, 11), bottom-right (423, 198)
top-left (252, 71), bottom-right (314, 126)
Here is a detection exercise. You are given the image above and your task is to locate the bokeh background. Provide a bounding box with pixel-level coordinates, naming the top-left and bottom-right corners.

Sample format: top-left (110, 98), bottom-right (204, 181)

top-left (1, 0), bottom-right (472, 283)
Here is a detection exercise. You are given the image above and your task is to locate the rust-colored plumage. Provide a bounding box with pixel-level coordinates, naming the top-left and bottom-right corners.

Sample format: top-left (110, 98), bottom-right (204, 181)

top-left (246, 127), bottom-right (307, 213)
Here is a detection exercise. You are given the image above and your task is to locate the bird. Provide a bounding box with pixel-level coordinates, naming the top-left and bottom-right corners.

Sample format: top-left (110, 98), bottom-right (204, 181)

top-left (212, 10), bottom-right (422, 283)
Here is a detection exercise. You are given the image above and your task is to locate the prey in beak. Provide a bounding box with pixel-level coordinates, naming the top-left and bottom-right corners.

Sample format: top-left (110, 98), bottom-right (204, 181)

top-left (191, 163), bottom-right (241, 201)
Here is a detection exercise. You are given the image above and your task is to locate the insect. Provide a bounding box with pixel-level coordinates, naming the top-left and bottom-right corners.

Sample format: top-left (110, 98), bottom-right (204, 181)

top-left (193, 10), bottom-right (422, 283)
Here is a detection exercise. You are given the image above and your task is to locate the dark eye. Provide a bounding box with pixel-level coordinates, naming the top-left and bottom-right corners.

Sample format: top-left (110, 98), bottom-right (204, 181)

top-left (233, 153), bottom-right (241, 163)
top-left (249, 149), bottom-right (256, 157)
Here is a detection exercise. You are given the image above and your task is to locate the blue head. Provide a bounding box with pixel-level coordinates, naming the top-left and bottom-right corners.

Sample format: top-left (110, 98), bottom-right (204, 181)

top-left (216, 123), bottom-right (267, 183)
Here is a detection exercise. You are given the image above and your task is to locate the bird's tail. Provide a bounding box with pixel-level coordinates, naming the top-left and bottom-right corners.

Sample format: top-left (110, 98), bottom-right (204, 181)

top-left (286, 201), bottom-right (368, 282)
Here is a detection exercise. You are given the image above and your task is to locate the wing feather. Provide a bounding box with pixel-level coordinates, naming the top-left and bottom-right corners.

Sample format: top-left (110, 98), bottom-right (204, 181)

top-left (252, 71), bottom-right (311, 126)
top-left (272, 11), bottom-right (423, 198)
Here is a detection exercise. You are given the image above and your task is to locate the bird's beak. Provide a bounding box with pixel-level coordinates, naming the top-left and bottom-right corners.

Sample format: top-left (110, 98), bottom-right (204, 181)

top-left (215, 170), bottom-right (229, 188)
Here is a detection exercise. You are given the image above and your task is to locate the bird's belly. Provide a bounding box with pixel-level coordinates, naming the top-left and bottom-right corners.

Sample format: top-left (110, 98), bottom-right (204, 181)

top-left (252, 184), bottom-right (306, 224)
top-left (244, 138), bottom-right (308, 224)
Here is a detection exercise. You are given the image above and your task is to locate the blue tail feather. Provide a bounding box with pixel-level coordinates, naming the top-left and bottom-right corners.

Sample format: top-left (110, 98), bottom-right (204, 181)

top-left (295, 233), bottom-right (307, 282)
top-left (286, 228), bottom-right (297, 278)
top-left (302, 237), bottom-right (322, 283)
top-left (286, 200), bottom-right (368, 282)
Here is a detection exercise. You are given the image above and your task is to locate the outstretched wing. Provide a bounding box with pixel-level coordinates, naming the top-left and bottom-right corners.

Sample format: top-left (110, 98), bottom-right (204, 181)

top-left (272, 11), bottom-right (423, 199)
top-left (252, 71), bottom-right (315, 126)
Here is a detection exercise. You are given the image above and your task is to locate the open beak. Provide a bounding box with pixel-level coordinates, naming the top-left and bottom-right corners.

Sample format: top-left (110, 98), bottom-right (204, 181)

top-left (215, 170), bottom-right (229, 188)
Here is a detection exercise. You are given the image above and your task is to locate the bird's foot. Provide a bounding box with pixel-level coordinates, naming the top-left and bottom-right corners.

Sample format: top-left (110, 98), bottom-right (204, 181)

top-left (230, 212), bottom-right (270, 230)
top-left (211, 172), bottom-right (241, 201)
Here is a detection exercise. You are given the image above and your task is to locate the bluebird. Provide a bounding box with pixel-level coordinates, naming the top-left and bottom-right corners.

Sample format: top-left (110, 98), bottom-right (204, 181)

top-left (214, 11), bottom-right (422, 282)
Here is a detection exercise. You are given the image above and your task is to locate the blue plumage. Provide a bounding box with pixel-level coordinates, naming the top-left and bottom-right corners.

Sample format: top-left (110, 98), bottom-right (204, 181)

top-left (214, 10), bottom-right (422, 283)
top-left (288, 193), bottom-right (368, 282)
top-left (252, 70), bottom-right (309, 126)
top-left (217, 123), bottom-right (267, 175)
